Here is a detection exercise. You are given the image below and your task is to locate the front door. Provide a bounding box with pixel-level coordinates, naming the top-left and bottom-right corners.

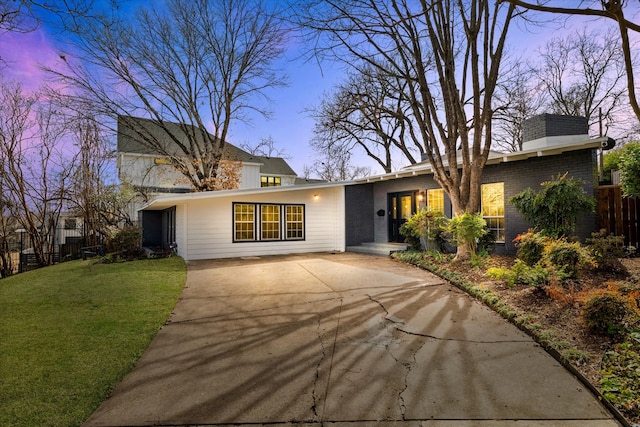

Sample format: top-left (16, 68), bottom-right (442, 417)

top-left (388, 191), bottom-right (416, 242)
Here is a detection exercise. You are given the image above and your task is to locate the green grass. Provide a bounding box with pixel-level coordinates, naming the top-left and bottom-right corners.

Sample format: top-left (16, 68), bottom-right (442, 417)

top-left (0, 257), bottom-right (186, 427)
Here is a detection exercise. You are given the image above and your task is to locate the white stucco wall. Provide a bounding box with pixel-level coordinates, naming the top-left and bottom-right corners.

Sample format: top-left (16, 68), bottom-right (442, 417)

top-left (171, 186), bottom-right (345, 260)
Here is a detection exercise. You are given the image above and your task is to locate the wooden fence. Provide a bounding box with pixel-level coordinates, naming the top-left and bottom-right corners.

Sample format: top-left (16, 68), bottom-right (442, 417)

top-left (597, 185), bottom-right (640, 249)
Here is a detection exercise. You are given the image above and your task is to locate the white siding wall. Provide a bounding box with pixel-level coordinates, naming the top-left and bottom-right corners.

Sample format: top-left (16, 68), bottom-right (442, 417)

top-left (119, 153), bottom-right (262, 190)
top-left (175, 186), bottom-right (345, 260)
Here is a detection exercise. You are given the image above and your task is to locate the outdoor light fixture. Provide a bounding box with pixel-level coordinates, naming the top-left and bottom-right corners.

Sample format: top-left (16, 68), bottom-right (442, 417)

top-left (313, 193), bottom-right (319, 200)
top-left (417, 191), bottom-right (425, 202)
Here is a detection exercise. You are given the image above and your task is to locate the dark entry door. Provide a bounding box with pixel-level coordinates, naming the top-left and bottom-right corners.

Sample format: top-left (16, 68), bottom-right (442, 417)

top-left (388, 191), bottom-right (416, 242)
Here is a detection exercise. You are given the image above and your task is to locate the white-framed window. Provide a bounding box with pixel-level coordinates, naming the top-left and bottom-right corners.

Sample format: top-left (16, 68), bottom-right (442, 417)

top-left (233, 202), bottom-right (305, 242)
top-left (233, 203), bottom-right (255, 241)
top-left (427, 189), bottom-right (445, 213)
top-left (286, 205), bottom-right (304, 240)
top-left (481, 182), bottom-right (505, 242)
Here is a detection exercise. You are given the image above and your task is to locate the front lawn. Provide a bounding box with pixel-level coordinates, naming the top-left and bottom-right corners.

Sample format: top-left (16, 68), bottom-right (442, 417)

top-left (0, 257), bottom-right (186, 427)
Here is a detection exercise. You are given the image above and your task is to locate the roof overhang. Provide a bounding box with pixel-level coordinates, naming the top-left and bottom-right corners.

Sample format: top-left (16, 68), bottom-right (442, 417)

top-left (353, 136), bottom-right (608, 183)
top-left (140, 181), bottom-right (352, 211)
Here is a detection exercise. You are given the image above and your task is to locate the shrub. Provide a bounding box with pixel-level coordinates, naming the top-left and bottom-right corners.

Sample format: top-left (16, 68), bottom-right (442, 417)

top-left (582, 289), bottom-right (639, 337)
top-left (509, 172), bottom-right (595, 238)
top-left (445, 212), bottom-right (487, 257)
top-left (399, 208), bottom-right (447, 251)
top-left (105, 225), bottom-right (143, 259)
top-left (487, 259), bottom-right (550, 288)
top-left (620, 142), bottom-right (640, 198)
top-left (586, 229), bottom-right (626, 272)
top-left (514, 230), bottom-right (549, 266)
top-left (542, 238), bottom-right (594, 279)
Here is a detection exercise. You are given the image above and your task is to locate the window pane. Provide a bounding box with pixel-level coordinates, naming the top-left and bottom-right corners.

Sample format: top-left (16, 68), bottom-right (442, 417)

top-left (261, 205), bottom-right (280, 240)
top-left (427, 189), bottom-right (444, 213)
top-left (285, 205), bottom-right (304, 240)
top-left (481, 183), bottom-right (505, 242)
top-left (234, 204), bottom-right (255, 241)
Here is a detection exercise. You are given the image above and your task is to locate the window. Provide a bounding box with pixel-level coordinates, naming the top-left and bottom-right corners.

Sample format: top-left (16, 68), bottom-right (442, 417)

top-left (481, 182), bottom-right (505, 242)
top-left (233, 203), bottom-right (304, 242)
top-left (427, 189), bottom-right (445, 213)
top-left (261, 176), bottom-right (281, 187)
top-left (234, 203), bottom-right (255, 241)
top-left (64, 218), bottom-right (77, 230)
top-left (286, 205), bottom-right (304, 240)
top-left (261, 205), bottom-right (281, 240)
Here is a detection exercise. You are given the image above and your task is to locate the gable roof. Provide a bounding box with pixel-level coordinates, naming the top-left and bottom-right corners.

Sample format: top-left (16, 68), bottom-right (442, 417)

top-left (117, 116), bottom-right (297, 176)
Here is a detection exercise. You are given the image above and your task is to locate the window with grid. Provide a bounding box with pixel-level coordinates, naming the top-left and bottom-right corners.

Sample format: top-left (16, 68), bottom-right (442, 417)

top-left (261, 204), bottom-right (281, 240)
top-left (234, 203), bottom-right (255, 241)
top-left (285, 205), bottom-right (304, 240)
top-left (260, 176), bottom-right (282, 187)
top-left (481, 182), bottom-right (505, 242)
top-left (427, 189), bottom-right (444, 213)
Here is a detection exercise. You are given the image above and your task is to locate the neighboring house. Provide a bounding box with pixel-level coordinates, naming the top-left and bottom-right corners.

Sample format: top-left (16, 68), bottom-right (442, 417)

top-left (117, 115), bottom-right (298, 194)
top-left (138, 114), bottom-right (613, 260)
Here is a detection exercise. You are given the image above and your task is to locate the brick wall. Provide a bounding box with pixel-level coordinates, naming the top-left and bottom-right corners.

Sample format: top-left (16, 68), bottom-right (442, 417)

top-left (522, 114), bottom-right (589, 142)
top-left (482, 149), bottom-right (598, 252)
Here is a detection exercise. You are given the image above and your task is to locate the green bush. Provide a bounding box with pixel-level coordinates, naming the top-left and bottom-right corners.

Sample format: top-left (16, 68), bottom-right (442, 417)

top-left (586, 229), bottom-right (626, 272)
top-left (399, 208), bottom-right (447, 251)
top-left (445, 212), bottom-right (487, 257)
top-left (106, 225), bottom-right (143, 259)
top-left (514, 230), bottom-right (549, 266)
top-left (487, 259), bottom-right (550, 288)
top-left (583, 290), bottom-right (639, 337)
top-left (542, 238), bottom-right (594, 279)
top-left (620, 142), bottom-right (640, 198)
top-left (509, 172), bottom-right (595, 238)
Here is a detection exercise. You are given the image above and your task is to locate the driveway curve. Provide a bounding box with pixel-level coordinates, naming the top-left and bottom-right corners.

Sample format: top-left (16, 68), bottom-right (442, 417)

top-left (84, 252), bottom-right (619, 426)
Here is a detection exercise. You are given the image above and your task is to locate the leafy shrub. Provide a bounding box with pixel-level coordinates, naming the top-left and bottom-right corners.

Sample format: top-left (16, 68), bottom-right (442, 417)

top-left (582, 289), bottom-right (639, 337)
top-left (586, 229), bottom-right (626, 272)
top-left (620, 142), bottom-right (640, 198)
top-left (509, 172), bottom-right (595, 238)
top-left (487, 259), bottom-right (550, 288)
top-left (399, 208), bottom-right (447, 251)
top-left (514, 230), bottom-right (549, 266)
top-left (542, 238), bottom-right (594, 279)
top-left (105, 225), bottom-right (143, 259)
top-left (445, 212), bottom-right (487, 257)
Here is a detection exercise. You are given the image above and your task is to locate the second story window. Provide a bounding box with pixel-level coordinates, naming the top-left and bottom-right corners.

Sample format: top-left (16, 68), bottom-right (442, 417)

top-left (261, 176), bottom-right (281, 187)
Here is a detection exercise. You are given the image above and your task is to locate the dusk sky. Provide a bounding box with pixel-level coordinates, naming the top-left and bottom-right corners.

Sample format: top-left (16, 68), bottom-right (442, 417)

top-left (1, 1), bottom-right (639, 176)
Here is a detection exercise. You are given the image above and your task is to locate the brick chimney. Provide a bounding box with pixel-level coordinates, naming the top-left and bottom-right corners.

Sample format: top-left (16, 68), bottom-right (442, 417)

top-left (522, 114), bottom-right (589, 150)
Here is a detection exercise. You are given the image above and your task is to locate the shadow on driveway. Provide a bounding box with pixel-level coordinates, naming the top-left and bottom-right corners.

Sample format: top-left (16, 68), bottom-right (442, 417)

top-left (83, 253), bottom-right (619, 426)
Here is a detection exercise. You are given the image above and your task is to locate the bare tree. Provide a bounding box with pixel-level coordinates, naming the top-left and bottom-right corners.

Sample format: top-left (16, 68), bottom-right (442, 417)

top-left (0, 81), bottom-right (75, 268)
top-left (298, 0), bottom-right (518, 259)
top-left (501, 0), bottom-right (640, 122)
top-left (536, 29), bottom-right (627, 133)
top-left (48, 0), bottom-right (289, 192)
top-left (492, 61), bottom-right (546, 152)
top-left (304, 142), bottom-right (371, 182)
top-left (240, 135), bottom-right (289, 158)
top-left (309, 66), bottom-right (419, 173)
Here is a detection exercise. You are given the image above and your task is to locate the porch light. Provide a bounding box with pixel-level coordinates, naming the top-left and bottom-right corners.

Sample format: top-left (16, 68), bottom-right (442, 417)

top-left (313, 193), bottom-right (320, 200)
top-left (417, 191), bottom-right (425, 202)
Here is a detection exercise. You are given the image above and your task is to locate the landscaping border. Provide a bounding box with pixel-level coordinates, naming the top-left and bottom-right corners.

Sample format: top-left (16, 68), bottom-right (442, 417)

top-left (392, 251), bottom-right (632, 427)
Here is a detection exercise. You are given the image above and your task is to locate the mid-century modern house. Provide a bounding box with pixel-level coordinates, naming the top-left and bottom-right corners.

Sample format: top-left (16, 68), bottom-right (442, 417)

top-left (127, 114), bottom-right (614, 260)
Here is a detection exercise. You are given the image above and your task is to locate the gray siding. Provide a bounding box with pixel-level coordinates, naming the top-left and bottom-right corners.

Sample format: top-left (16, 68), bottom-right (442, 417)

top-left (345, 184), bottom-right (374, 245)
top-left (355, 148), bottom-right (598, 254)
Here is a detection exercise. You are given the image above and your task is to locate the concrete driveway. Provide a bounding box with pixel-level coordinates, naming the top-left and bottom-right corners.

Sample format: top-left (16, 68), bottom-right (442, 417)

top-left (83, 253), bottom-right (619, 426)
